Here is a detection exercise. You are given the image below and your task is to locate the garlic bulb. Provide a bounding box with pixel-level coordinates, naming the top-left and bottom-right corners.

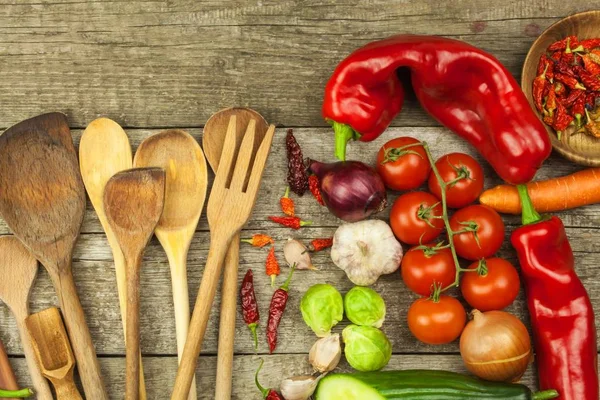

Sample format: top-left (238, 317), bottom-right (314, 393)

top-left (331, 220), bottom-right (403, 285)
top-left (280, 374), bottom-right (323, 400)
top-left (309, 334), bottom-right (341, 373)
top-left (283, 238), bottom-right (315, 270)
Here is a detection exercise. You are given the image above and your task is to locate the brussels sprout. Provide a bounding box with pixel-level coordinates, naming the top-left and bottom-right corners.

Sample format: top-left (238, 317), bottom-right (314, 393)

top-left (344, 287), bottom-right (386, 328)
top-left (301, 284), bottom-right (344, 337)
top-left (342, 325), bottom-right (391, 372)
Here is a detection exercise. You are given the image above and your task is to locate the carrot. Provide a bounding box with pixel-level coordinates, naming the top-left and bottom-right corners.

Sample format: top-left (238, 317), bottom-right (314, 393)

top-left (479, 168), bottom-right (600, 214)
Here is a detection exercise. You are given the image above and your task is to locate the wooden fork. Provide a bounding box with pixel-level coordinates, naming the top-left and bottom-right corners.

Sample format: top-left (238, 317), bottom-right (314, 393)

top-left (171, 116), bottom-right (275, 399)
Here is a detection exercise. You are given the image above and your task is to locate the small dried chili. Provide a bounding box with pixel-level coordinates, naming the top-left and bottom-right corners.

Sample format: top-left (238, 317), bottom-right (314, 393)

top-left (582, 54), bottom-right (600, 76)
top-left (576, 67), bottom-right (600, 91)
top-left (581, 38), bottom-right (600, 51)
top-left (533, 64), bottom-right (549, 112)
top-left (266, 265), bottom-right (296, 353)
top-left (309, 237), bottom-right (334, 252)
top-left (554, 59), bottom-right (576, 77)
top-left (585, 109), bottom-right (600, 138)
top-left (241, 234), bottom-right (274, 248)
top-left (553, 81), bottom-right (566, 97)
top-left (308, 174), bottom-right (325, 206)
top-left (548, 35), bottom-right (579, 52)
top-left (286, 129), bottom-right (308, 196)
top-left (265, 246), bottom-right (280, 287)
top-left (268, 215), bottom-right (312, 229)
top-left (279, 186), bottom-right (295, 217)
top-left (572, 96), bottom-right (586, 126)
top-left (562, 88), bottom-right (584, 107)
top-left (545, 87), bottom-right (557, 117)
top-left (240, 269), bottom-right (260, 350)
top-left (255, 360), bottom-right (284, 400)
top-left (554, 102), bottom-right (574, 138)
top-left (555, 73), bottom-right (586, 90)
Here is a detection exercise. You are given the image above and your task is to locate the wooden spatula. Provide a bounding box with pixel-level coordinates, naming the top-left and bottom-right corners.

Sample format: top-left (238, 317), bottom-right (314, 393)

top-left (134, 129), bottom-right (208, 400)
top-left (0, 237), bottom-right (53, 400)
top-left (25, 307), bottom-right (82, 400)
top-left (171, 117), bottom-right (276, 400)
top-left (104, 168), bottom-right (166, 400)
top-left (0, 113), bottom-right (107, 399)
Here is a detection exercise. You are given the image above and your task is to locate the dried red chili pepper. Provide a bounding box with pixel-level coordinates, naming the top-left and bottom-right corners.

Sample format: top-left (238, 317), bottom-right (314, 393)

top-left (561, 52), bottom-right (575, 65)
top-left (572, 96), bottom-right (586, 126)
top-left (286, 129), bottom-right (308, 196)
top-left (255, 360), bottom-right (284, 400)
top-left (555, 73), bottom-right (586, 90)
top-left (308, 237), bottom-right (334, 252)
top-left (548, 35), bottom-right (579, 52)
top-left (580, 38), bottom-right (600, 51)
top-left (308, 174), bottom-right (325, 206)
top-left (265, 246), bottom-right (280, 287)
top-left (279, 187), bottom-right (295, 217)
top-left (550, 51), bottom-right (562, 61)
top-left (545, 87), bottom-right (558, 117)
top-left (268, 215), bottom-right (312, 229)
top-left (553, 81), bottom-right (566, 97)
top-left (553, 102), bottom-right (574, 138)
top-left (240, 269), bottom-right (260, 350)
top-left (554, 59), bottom-right (576, 77)
top-left (576, 67), bottom-right (600, 91)
top-left (241, 234), bottom-right (274, 248)
top-left (585, 109), bottom-right (600, 138)
top-left (533, 64), bottom-right (549, 112)
top-left (581, 54), bottom-right (600, 76)
top-left (586, 92), bottom-right (597, 108)
top-left (266, 265), bottom-right (295, 353)
top-left (562, 88), bottom-right (584, 107)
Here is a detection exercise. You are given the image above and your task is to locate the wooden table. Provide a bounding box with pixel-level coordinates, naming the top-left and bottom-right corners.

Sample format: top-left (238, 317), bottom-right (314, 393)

top-left (0, 1), bottom-right (598, 398)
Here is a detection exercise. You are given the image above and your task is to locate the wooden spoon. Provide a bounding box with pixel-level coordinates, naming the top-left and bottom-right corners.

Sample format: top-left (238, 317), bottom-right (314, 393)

top-left (25, 307), bottom-right (82, 400)
top-left (0, 113), bottom-right (108, 399)
top-left (0, 237), bottom-right (52, 400)
top-left (203, 108), bottom-right (268, 399)
top-left (134, 129), bottom-right (208, 399)
top-left (104, 168), bottom-right (165, 400)
top-left (79, 117), bottom-right (148, 399)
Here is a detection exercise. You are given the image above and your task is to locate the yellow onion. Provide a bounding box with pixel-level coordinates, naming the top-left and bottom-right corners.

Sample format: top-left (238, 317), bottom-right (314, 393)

top-left (460, 310), bottom-right (531, 382)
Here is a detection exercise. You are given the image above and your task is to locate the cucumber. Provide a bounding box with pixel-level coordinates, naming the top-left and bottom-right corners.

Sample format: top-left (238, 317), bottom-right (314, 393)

top-left (315, 370), bottom-right (559, 400)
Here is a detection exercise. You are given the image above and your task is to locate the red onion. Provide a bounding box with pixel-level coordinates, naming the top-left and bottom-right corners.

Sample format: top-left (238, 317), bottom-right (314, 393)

top-left (309, 160), bottom-right (387, 222)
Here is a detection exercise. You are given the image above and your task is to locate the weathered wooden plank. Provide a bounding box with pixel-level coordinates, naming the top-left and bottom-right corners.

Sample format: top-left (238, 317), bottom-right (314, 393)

top-left (0, 0), bottom-right (587, 128)
top-left (7, 354), bottom-right (575, 399)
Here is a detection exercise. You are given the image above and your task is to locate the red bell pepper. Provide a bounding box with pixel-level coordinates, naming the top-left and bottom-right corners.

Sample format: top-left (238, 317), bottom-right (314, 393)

top-left (322, 35), bottom-right (551, 184)
top-left (511, 185), bottom-right (598, 400)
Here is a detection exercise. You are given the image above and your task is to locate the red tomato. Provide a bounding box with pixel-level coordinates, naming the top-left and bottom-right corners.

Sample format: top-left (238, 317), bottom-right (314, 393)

top-left (461, 258), bottom-right (520, 311)
top-left (390, 192), bottom-right (444, 245)
top-left (377, 137), bottom-right (431, 191)
top-left (428, 153), bottom-right (484, 208)
top-left (401, 244), bottom-right (456, 296)
top-left (450, 205), bottom-right (505, 260)
top-left (407, 296), bottom-right (466, 344)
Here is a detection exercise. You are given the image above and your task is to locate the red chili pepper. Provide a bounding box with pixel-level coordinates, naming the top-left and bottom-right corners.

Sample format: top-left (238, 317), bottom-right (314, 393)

top-left (561, 88), bottom-right (584, 107)
top-left (322, 35), bottom-right (551, 184)
top-left (279, 187), bottom-right (295, 217)
top-left (265, 246), bottom-right (280, 287)
top-left (561, 52), bottom-right (575, 65)
top-left (240, 269), bottom-right (260, 350)
top-left (586, 92), bottom-right (597, 108)
top-left (308, 175), bottom-right (325, 206)
top-left (241, 234), bottom-right (275, 248)
top-left (548, 35), bottom-right (579, 52)
top-left (266, 265), bottom-right (295, 353)
top-left (533, 64), bottom-right (549, 112)
top-left (308, 237), bottom-right (333, 252)
top-left (255, 360), bottom-right (284, 400)
top-left (555, 73), bottom-right (586, 90)
top-left (553, 102), bottom-right (574, 138)
top-left (545, 87), bottom-right (558, 117)
top-left (553, 81), bottom-right (566, 97)
top-left (581, 54), bottom-right (600, 76)
top-left (572, 96), bottom-right (586, 126)
top-left (268, 215), bottom-right (312, 230)
top-left (554, 60), bottom-right (576, 77)
top-left (575, 66), bottom-right (600, 91)
top-left (550, 50), bottom-right (562, 61)
top-left (580, 38), bottom-right (600, 51)
top-left (511, 186), bottom-right (598, 400)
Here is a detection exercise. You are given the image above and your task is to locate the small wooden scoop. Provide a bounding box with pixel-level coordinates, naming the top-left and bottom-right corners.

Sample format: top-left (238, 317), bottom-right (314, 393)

top-left (0, 113), bottom-right (107, 399)
top-left (104, 168), bottom-right (166, 400)
top-left (25, 308), bottom-right (82, 400)
top-left (0, 237), bottom-right (53, 400)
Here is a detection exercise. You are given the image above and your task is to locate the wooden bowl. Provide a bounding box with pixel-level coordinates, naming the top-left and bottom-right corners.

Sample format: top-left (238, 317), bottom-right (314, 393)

top-left (522, 10), bottom-right (600, 166)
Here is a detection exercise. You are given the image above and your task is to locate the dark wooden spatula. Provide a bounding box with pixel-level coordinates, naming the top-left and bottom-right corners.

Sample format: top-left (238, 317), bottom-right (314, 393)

top-left (0, 113), bottom-right (108, 399)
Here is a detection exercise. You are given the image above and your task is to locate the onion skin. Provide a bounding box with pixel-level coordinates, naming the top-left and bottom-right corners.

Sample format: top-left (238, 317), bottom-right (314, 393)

top-left (308, 159), bottom-right (387, 222)
top-left (460, 310), bottom-right (532, 383)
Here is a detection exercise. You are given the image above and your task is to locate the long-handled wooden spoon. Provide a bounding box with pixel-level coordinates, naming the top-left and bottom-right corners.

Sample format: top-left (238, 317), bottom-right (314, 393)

top-left (78, 117), bottom-right (148, 399)
top-left (203, 108), bottom-right (268, 400)
top-left (134, 129), bottom-right (208, 400)
top-left (26, 307), bottom-right (82, 400)
top-left (0, 237), bottom-right (52, 400)
top-left (104, 168), bottom-right (165, 400)
top-left (0, 113), bottom-right (108, 399)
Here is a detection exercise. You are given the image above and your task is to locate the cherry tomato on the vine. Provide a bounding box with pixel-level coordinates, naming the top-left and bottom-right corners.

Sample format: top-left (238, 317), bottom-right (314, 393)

top-left (401, 244), bottom-right (456, 296)
top-left (428, 153), bottom-right (484, 208)
top-left (461, 258), bottom-right (520, 311)
top-left (407, 295), bottom-right (466, 345)
top-left (377, 137), bottom-right (431, 191)
top-left (450, 204), bottom-right (505, 260)
top-left (390, 192), bottom-right (444, 245)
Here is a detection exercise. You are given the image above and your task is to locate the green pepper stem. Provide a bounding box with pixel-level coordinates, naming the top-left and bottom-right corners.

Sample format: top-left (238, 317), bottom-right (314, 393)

top-left (248, 323), bottom-right (258, 351)
top-left (254, 359), bottom-right (269, 398)
top-left (517, 184), bottom-right (542, 225)
top-left (533, 389), bottom-right (559, 400)
top-left (280, 264), bottom-right (296, 292)
top-left (333, 122), bottom-right (359, 161)
top-left (0, 388), bottom-right (33, 398)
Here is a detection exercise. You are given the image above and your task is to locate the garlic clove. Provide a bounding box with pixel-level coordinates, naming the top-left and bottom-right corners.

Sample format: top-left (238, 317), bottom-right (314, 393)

top-left (309, 334), bottom-right (342, 373)
top-left (283, 238), bottom-right (316, 270)
top-left (280, 374), bottom-right (323, 400)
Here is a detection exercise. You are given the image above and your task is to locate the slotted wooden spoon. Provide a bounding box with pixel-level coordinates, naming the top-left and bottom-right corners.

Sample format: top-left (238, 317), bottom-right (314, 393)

top-left (172, 117), bottom-right (276, 400)
top-left (78, 117), bottom-right (148, 398)
top-left (0, 113), bottom-right (106, 399)
top-left (0, 237), bottom-right (52, 400)
top-left (26, 307), bottom-right (82, 400)
top-left (203, 108), bottom-right (268, 399)
top-left (134, 129), bottom-right (208, 400)
top-left (104, 168), bottom-right (165, 400)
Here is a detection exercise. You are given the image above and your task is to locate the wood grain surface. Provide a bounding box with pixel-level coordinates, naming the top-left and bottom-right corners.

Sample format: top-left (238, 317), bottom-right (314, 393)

top-left (1, 1), bottom-right (599, 399)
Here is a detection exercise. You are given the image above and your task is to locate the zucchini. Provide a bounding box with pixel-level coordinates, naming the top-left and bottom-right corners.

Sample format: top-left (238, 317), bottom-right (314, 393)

top-left (315, 370), bottom-right (558, 400)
